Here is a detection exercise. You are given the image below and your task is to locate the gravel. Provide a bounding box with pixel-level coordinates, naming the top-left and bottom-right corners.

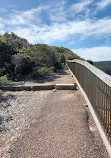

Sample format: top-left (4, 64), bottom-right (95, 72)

top-left (0, 90), bottom-right (51, 158)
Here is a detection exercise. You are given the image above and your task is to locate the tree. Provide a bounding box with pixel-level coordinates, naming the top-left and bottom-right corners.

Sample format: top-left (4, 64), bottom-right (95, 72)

top-left (12, 53), bottom-right (33, 80)
top-left (0, 39), bottom-right (15, 76)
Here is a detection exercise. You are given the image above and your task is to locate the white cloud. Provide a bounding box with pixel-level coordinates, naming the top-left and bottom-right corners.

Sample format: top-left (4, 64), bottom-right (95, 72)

top-left (106, 37), bottom-right (110, 43)
top-left (49, 11), bottom-right (66, 22)
top-left (11, 18), bottom-right (111, 44)
top-left (73, 46), bottom-right (111, 61)
top-left (48, 0), bottom-right (67, 22)
top-left (6, 6), bottom-right (49, 25)
top-left (13, 28), bottom-right (36, 43)
top-left (0, 24), bottom-right (4, 28)
top-left (0, 8), bottom-right (8, 13)
top-left (70, 0), bottom-right (92, 14)
top-left (96, 0), bottom-right (111, 10)
top-left (0, 18), bottom-right (5, 28)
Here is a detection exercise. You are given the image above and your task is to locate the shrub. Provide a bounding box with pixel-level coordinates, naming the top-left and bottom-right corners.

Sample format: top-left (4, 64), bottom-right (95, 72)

top-left (32, 67), bottom-right (53, 79)
top-left (0, 75), bottom-right (10, 85)
top-left (38, 67), bottom-right (53, 77)
top-left (54, 62), bottom-right (63, 70)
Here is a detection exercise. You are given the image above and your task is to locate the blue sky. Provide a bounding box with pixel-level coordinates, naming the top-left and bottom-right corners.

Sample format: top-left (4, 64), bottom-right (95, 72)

top-left (0, 0), bottom-right (111, 61)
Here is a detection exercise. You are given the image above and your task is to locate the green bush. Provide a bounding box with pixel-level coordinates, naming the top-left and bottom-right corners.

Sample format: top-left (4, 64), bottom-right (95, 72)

top-left (38, 67), bottom-right (53, 77)
top-left (32, 67), bottom-right (53, 79)
top-left (0, 75), bottom-right (10, 85)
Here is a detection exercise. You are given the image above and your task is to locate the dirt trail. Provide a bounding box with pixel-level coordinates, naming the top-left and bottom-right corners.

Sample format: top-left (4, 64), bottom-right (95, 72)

top-left (0, 69), bottom-right (109, 158)
top-left (8, 69), bottom-right (74, 86)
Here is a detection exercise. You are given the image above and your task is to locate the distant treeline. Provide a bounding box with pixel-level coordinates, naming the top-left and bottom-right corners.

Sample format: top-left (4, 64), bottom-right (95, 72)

top-left (94, 61), bottom-right (111, 75)
top-left (0, 32), bottom-right (83, 83)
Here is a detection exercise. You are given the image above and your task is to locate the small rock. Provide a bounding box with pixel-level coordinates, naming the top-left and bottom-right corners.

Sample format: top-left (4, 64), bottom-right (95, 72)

top-left (5, 116), bottom-right (13, 122)
top-left (53, 89), bottom-right (56, 92)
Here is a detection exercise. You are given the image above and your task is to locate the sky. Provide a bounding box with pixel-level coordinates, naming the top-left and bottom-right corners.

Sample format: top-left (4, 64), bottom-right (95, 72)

top-left (0, 0), bottom-right (111, 61)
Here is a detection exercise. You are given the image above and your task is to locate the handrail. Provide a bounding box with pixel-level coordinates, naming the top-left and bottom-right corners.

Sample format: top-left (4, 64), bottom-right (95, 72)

top-left (68, 59), bottom-right (111, 87)
top-left (68, 60), bottom-right (111, 153)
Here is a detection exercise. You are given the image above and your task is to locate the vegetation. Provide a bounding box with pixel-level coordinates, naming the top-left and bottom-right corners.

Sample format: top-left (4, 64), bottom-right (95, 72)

top-left (0, 32), bottom-right (83, 82)
top-left (94, 61), bottom-right (111, 75)
top-left (0, 75), bottom-right (10, 85)
top-left (87, 60), bottom-right (93, 65)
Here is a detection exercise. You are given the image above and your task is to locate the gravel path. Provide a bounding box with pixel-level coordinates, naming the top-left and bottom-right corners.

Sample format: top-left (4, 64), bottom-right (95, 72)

top-left (0, 69), bottom-right (110, 157)
top-left (10, 90), bottom-right (109, 158)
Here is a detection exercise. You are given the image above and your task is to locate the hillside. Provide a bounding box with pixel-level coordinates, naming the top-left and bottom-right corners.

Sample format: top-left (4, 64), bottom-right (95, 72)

top-left (0, 32), bottom-right (83, 83)
top-left (94, 61), bottom-right (111, 75)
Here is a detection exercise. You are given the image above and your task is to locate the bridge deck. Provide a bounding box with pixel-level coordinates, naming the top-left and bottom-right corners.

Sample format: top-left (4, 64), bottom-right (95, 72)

top-left (0, 69), bottom-right (109, 157)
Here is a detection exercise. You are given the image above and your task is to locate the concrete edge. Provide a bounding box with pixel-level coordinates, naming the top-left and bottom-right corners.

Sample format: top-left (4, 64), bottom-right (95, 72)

top-left (33, 85), bottom-right (55, 90)
top-left (55, 84), bottom-right (76, 90)
top-left (68, 59), bottom-right (111, 87)
top-left (68, 67), bottom-right (111, 158)
top-left (0, 84), bottom-right (77, 91)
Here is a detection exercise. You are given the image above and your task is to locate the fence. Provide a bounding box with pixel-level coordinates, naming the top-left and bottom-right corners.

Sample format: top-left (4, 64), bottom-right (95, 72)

top-left (68, 59), bottom-right (111, 144)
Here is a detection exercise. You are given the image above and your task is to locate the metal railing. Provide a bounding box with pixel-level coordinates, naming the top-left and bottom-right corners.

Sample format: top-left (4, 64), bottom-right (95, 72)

top-left (68, 59), bottom-right (111, 144)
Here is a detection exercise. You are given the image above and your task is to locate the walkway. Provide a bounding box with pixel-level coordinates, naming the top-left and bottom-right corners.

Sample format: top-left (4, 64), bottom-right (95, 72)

top-left (0, 70), bottom-right (109, 157)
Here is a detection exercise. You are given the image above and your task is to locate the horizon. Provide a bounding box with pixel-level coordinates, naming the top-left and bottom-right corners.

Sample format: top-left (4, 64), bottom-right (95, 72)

top-left (0, 0), bottom-right (111, 61)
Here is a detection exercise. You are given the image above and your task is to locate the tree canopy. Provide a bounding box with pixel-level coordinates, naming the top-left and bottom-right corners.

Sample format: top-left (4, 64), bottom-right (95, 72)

top-left (0, 32), bottom-right (83, 81)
